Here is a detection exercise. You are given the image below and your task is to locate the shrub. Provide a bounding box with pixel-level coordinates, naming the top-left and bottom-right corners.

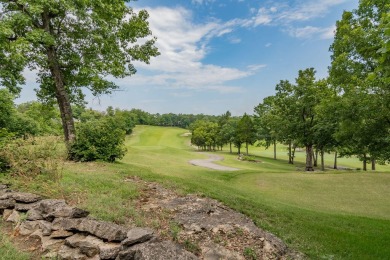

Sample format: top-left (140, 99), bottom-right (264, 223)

top-left (69, 118), bottom-right (127, 162)
top-left (0, 129), bottom-right (14, 172)
top-left (0, 136), bottom-right (64, 181)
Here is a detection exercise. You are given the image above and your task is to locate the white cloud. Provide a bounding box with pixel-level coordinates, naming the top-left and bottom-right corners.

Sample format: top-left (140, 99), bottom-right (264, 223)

top-left (248, 64), bottom-right (267, 71)
top-left (287, 25), bottom-right (336, 39)
top-left (244, 0), bottom-right (347, 27)
top-left (191, 0), bottom-right (216, 5)
top-left (229, 37), bottom-right (242, 44)
top-left (129, 7), bottom-right (260, 93)
top-left (265, 43), bottom-right (272, 47)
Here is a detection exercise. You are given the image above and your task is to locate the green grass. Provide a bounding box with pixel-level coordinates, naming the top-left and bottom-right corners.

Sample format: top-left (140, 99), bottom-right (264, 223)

top-left (118, 126), bottom-right (390, 259)
top-left (1, 125), bottom-right (389, 259)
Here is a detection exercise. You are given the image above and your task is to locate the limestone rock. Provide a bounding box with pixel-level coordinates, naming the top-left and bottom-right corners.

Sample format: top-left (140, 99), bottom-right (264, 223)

top-left (66, 234), bottom-right (103, 257)
top-left (41, 236), bottom-right (64, 252)
top-left (2, 209), bottom-right (13, 220)
top-left (202, 243), bottom-right (244, 260)
top-left (29, 229), bottom-right (43, 240)
top-left (26, 208), bottom-right (44, 221)
top-left (38, 220), bottom-right (53, 236)
top-left (99, 242), bottom-right (121, 260)
top-left (6, 210), bottom-right (20, 223)
top-left (78, 236), bottom-right (103, 257)
top-left (0, 192), bottom-right (41, 203)
top-left (57, 245), bottom-right (88, 260)
top-left (121, 227), bottom-right (154, 247)
top-left (0, 184), bottom-right (9, 190)
top-left (51, 229), bottom-right (74, 239)
top-left (116, 241), bottom-right (198, 260)
top-left (18, 220), bottom-right (41, 236)
top-left (15, 201), bottom-right (40, 212)
top-left (65, 233), bottom-right (87, 245)
top-left (261, 235), bottom-right (288, 259)
top-left (39, 199), bottom-right (89, 220)
top-left (12, 192), bottom-right (41, 203)
top-left (0, 198), bottom-right (16, 209)
top-left (53, 218), bottom-right (128, 242)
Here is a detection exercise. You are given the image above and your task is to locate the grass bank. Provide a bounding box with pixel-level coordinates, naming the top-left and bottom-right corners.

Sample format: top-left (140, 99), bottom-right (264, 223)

top-left (1, 125), bottom-right (389, 259)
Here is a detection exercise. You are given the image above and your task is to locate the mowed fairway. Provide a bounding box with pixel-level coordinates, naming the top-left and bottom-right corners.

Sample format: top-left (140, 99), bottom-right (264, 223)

top-left (118, 126), bottom-right (390, 259)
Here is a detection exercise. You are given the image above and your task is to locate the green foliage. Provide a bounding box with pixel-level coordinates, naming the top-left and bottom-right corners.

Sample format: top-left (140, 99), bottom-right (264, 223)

top-left (0, 0), bottom-right (159, 102)
top-left (69, 118), bottom-right (127, 162)
top-left (236, 113), bottom-right (256, 155)
top-left (190, 120), bottom-right (219, 150)
top-left (0, 136), bottom-right (64, 181)
top-left (169, 222), bottom-right (182, 242)
top-left (0, 0), bottom-right (160, 144)
top-left (16, 102), bottom-right (62, 136)
top-left (183, 239), bottom-right (201, 255)
top-left (243, 247), bottom-right (257, 260)
top-left (329, 0), bottom-right (390, 164)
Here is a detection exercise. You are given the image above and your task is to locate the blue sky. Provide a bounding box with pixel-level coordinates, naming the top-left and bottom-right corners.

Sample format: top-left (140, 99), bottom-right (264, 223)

top-left (18, 0), bottom-right (359, 116)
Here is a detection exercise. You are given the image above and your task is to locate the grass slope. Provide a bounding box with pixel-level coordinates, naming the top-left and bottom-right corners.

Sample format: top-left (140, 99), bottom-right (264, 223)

top-left (118, 126), bottom-right (390, 259)
top-left (1, 125), bottom-right (389, 259)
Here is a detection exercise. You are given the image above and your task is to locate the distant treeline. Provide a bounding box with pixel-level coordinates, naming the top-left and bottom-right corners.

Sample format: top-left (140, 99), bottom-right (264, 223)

top-left (0, 88), bottom-right (232, 140)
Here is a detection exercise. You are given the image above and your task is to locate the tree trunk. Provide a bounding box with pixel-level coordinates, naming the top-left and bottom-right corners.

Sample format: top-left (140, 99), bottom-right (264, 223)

top-left (43, 12), bottom-right (75, 145)
top-left (334, 151), bottom-right (338, 169)
top-left (363, 154), bottom-right (367, 171)
top-left (320, 149), bottom-right (325, 171)
top-left (47, 47), bottom-right (75, 145)
top-left (273, 140), bottom-right (276, 160)
top-left (288, 141), bottom-right (293, 164)
top-left (305, 145), bottom-right (314, 171)
top-left (371, 158), bottom-right (376, 171)
top-left (313, 149), bottom-right (318, 167)
top-left (246, 142), bottom-right (249, 155)
top-left (229, 142), bottom-right (232, 154)
top-left (237, 146), bottom-right (241, 154)
top-left (291, 145), bottom-right (296, 164)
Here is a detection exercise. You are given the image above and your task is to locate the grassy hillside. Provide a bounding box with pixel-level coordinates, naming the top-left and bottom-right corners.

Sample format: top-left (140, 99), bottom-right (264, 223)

top-left (1, 125), bottom-right (389, 259)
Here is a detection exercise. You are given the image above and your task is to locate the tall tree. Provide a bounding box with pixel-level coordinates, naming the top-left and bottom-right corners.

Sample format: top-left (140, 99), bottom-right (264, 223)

top-left (0, 0), bottom-right (159, 147)
top-left (329, 0), bottom-right (390, 164)
top-left (236, 113), bottom-right (256, 155)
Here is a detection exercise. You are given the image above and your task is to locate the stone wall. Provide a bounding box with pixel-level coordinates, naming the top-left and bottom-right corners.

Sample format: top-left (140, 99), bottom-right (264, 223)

top-left (0, 184), bottom-right (197, 260)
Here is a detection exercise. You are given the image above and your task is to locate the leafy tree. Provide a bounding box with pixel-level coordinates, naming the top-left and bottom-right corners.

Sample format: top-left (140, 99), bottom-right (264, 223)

top-left (190, 120), bottom-right (219, 151)
top-left (0, 0), bottom-right (159, 147)
top-left (219, 118), bottom-right (238, 153)
top-left (17, 101), bottom-right (62, 135)
top-left (329, 0), bottom-right (390, 165)
top-left (0, 88), bottom-right (14, 129)
top-left (312, 82), bottom-right (339, 171)
top-left (236, 113), bottom-right (256, 155)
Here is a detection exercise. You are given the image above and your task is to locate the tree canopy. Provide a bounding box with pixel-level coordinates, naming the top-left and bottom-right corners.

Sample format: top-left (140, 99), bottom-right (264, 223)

top-left (0, 0), bottom-right (159, 145)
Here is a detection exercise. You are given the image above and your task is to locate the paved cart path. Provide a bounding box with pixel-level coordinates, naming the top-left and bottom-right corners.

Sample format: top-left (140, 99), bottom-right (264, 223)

top-left (189, 153), bottom-right (240, 171)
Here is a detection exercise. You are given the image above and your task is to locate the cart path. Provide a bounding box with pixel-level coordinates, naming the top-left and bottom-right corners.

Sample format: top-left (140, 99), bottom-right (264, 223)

top-left (189, 153), bottom-right (240, 171)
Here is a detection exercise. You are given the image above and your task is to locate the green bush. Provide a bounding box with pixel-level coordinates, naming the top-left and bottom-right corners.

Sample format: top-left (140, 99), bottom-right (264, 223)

top-left (69, 118), bottom-right (127, 162)
top-left (0, 136), bottom-right (64, 181)
top-left (0, 128), bottom-right (13, 172)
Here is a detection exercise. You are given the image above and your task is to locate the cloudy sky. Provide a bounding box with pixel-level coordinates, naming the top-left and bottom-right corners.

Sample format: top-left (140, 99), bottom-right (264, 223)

top-left (18, 0), bottom-right (358, 116)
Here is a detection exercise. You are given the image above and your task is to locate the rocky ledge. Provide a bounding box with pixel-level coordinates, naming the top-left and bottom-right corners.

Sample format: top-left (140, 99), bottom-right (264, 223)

top-left (0, 182), bottom-right (303, 260)
top-left (0, 184), bottom-right (197, 260)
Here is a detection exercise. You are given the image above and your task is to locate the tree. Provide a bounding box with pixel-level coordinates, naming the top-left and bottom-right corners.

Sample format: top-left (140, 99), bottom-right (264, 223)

top-left (329, 0), bottom-right (390, 165)
top-left (190, 120), bottom-right (219, 151)
top-left (236, 113), bottom-right (256, 155)
top-left (0, 0), bottom-right (159, 148)
top-left (17, 101), bottom-right (62, 135)
top-left (0, 88), bottom-right (15, 129)
top-left (220, 119), bottom-right (237, 153)
top-left (254, 96), bottom-right (281, 160)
